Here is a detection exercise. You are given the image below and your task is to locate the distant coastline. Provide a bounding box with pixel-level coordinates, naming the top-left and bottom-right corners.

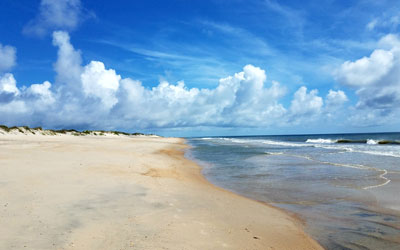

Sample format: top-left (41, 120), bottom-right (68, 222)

top-left (0, 124), bottom-right (155, 137)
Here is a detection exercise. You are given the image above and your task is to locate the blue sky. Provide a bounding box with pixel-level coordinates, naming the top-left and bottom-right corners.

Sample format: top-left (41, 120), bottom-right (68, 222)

top-left (0, 0), bottom-right (400, 136)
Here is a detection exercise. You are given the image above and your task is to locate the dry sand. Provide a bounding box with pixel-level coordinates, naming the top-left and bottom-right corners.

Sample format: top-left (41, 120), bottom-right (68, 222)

top-left (0, 134), bottom-right (323, 250)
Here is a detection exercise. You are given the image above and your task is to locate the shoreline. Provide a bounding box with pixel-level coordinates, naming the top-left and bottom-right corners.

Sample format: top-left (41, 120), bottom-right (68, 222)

top-left (186, 135), bottom-right (400, 249)
top-left (183, 139), bottom-right (311, 227)
top-left (0, 134), bottom-right (322, 249)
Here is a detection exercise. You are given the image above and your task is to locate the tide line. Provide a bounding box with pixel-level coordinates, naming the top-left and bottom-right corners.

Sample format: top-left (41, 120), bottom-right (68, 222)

top-left (363, 170), bottom-right (391, 190)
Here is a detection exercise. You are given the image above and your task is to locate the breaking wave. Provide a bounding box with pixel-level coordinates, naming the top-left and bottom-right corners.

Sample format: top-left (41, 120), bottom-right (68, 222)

top-left (199, 136), bottom-right (400, 158)
top-left (305, 139), bottom-right (336, 144)
top-left (306, 138), bottom-right (400, 145)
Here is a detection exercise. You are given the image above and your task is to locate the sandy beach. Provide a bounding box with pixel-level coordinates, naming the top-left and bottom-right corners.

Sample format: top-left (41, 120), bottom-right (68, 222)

top-left (0, 134), bottom-right (322, 250)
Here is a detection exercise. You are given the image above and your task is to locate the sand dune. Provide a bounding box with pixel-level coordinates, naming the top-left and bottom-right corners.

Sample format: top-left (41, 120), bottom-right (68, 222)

top-left (0, 134), bottom-right (322, 249)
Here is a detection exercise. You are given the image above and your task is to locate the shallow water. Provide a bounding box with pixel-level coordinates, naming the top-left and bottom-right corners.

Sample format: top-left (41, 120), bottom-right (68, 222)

top-left (187, 133), bottom-right (400, 249)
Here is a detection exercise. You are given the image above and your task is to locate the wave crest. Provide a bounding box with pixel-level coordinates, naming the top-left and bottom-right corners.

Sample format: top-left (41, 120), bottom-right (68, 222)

top-left (306, 138), bottom-right (336, 144)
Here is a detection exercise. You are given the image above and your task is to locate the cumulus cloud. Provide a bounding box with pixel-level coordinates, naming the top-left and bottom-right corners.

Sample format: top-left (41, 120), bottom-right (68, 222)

top-left (324, 90), bottom-right (348, 120)
top-left (52, 31), bottom-right (82, 88)
top-left (23, 0), bottom-right (90, 37)
top-left (335, 34), bottom-right (400, 120)
top-left (0, 73), bottom-right (19, 96)
top-left (335, 49), bottom-right (394, 87)
top-left (325, 90), bottom-right (348, 108)
top-left (0, 44), bottom-right (16, 72)
top-left (114, 64), bottom-right (287, 128)
top-left (0, 31), bottom-right (349, 131)
top-left (0, 99), bottom-right (27, 115)
top-left (26, 81), bottom-right (55, 107)
top-left (0, 74), bottom-right (27, 119)
top-left (289, 86), bottom-right (323, 120)
top-left (81, 61), bottom-right (121, 109)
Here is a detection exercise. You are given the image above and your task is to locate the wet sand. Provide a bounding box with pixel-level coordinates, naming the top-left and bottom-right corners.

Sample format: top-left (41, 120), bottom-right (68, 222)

top-left (368, 172), bottom-right (400, 212)
top-left (0, 134), bottom-right (322, 250)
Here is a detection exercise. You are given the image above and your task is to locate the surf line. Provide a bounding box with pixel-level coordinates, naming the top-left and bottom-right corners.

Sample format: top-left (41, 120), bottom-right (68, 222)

top-left (363, 169), bottom-right (391, 190)
top-left (266, 152), bottom-right (391, 190)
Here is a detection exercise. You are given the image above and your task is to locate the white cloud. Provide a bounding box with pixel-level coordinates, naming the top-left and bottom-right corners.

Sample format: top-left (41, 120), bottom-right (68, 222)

top-left (335, 34), bottom-right (400, 126)
top-left (81, 61), bottom-right (121, 109)
top-left (335, 49), bottom-right (394, 87)
top-left (0, 99), bottom-right (27, 114)
top-left (114, 64), bottom-right (287, 128)
top-left (23, 0), bottom-right (89, 36)
top-left (52, 31), bottom-right (82, 91)
top-left (324, 90), bottom-right (348, 120)
top-left (326, 90), bottom-right (348, 107)
top-left (335, 33), bottom-right (400, 123)
top-left (26, 81), bottom-right (55, 107)
top-left (378, 33), bottom-right (400, 50)
top-left (0, 44), bottom-right (16, 72)
top-left (0, 31), bottom-right (349, 131)
top-left (290, 86), bottom-right (323, 118)
top-left (0, 73), bottom-right (27, 117)
top-left (0, 73), bottom-right (19, 96)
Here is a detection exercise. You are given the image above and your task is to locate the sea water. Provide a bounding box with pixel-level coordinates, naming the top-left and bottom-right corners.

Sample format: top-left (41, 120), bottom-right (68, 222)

top-left (186, 133), bottom-right (400, 249)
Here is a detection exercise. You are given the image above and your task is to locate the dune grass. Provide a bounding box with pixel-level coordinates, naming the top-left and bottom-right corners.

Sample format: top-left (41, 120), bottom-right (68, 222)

top-left (0, 125), bottom-right (150, 137)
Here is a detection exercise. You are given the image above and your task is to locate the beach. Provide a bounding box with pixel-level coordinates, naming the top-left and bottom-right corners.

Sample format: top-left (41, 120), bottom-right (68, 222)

top-left (0, 134), bottom-right (322, 250)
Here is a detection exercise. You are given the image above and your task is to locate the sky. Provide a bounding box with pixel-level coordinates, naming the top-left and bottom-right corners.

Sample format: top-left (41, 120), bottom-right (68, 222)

top-left (0, 0), bottom-right (400, 136)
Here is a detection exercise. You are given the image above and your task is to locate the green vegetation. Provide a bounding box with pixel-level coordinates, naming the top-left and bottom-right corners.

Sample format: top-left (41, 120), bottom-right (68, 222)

top-left (111, 130), bottom-right (130, 136)
top-left (0, 125), bottom-right (10, 132)
top-left (8, 126), bottom-right (25, 133)
top-left (55, 129), bottom-right (78, 134)
top-left (22, 126), bottom-right (31, 131)
top-left (0, 124), bottom-right (153, 137)
top-left (48, 130), bottom-right (57, 136)
top-left (132, 132), bottom-right (145, 136)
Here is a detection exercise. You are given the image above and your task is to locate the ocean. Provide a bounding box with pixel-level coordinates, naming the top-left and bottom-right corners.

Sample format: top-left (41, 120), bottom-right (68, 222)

top-left (186, 133), bottom-right (400, 249)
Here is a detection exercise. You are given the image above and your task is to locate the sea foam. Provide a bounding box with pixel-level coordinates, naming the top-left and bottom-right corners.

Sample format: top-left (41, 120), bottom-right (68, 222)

top-left (306, 138), bottom-right (336, 144)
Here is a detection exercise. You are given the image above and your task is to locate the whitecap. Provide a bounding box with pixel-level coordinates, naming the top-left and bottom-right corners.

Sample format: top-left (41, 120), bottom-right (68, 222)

top-left (306, 138), bottom-right (336, 144)
top-left (366, 139), bottom-right (378, 145)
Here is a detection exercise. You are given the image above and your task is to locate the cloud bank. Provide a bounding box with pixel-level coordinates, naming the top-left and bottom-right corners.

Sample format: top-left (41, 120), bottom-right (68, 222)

top-left (1, 31), bottom-right (349, 132)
